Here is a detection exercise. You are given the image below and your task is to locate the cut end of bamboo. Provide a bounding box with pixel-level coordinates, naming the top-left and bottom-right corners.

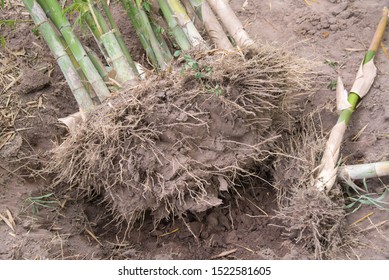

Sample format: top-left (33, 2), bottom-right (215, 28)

top-left (58, 111), bottom-right (84, 134)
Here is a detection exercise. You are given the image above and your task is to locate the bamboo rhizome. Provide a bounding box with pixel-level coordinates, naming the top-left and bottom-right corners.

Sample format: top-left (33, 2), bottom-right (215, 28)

top-left (340, 161), bottom-right (389, 181)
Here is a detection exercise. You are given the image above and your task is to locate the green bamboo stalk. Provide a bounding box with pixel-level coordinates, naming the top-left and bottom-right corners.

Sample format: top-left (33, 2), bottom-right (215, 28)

top-left (188, 0), bottom-right (202, 20)
top-left (158, 0), bottom-right (191, 51)
top-left (36, 0), bottom-right (111, 102)
top-left (340, 161), bottom-right (389, 180)
top-left (22, 0), bottom-right (94, 112)
top-left (121, 0), bottom-right (170, 70)
top-left (181, 0), bottom-right (203, 30)
top-left (138, 7), bottom-right (171, 69)
top-left (59, 36), bottom-right (101, 105)
top-left (338, 8), bottom-right (389, 126)
top-left (99, 0), bottom-right (138, 75)
top-left (89, 3), bottom-right (137, 85)
top-left (167, 0), bottom-right (206, 49)
top-left (84, 11), bottom-right (110, 63)
top-left (85, 46), bottom-right (109, 82)
top-left (150, 21), bottom-right (175, 63)
top-left (121, 0), bottom-right (158, 67)
top-left (315, 7), bottom-right (389, 193)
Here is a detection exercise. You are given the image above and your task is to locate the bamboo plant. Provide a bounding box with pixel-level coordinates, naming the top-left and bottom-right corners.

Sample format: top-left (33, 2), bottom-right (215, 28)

top-left (99, 0), bottom-right (138, 74)
top-left (315, 7), bottom-right (389, 193)
top-left (158, 0), bottom-right (191, 50)
top-left (66, 0), bottom-right (138, 86)
top-left (36, 0), bottom-right (111, 102)
top-left (166, 0), bottom-right (206, 49)
top-left (121, 0), bottom-right (171, 69)
top-left (22, 0), bottom-right (95, 113)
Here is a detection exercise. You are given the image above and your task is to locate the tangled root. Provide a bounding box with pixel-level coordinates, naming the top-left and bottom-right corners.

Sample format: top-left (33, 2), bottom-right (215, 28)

top-left (49, 45), bottom-right (313, 228)
top-left (277, 188), bottom-right (347, 259)
top-left (274, 115), bottom-right (350, 259)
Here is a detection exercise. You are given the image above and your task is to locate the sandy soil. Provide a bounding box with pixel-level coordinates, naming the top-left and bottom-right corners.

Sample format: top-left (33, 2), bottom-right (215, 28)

top-left (1, 0), bottom-right (389, 260)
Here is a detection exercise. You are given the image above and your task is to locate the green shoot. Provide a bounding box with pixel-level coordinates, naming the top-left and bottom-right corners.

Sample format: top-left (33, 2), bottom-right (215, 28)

top-left (206, 83), bottom-right (223, 96)
top-left (32, 26), bottom-right (40, 36)
top-left (183, 54), bottom-right (199, 70)
top-left (343, 177), bottom-right (389, 213)
top-left (0, 19), bottom-right (32, 28)
top-left (324, 59), bottom-right (339, 68)
top-left (142, 0), bottom-right (151, 13)
top-left (63, 0), bottom-right (90, 31)
top-left (25, 193), bottom-right (59, 215)
top-left (327, 79), bottom-right (337, 91)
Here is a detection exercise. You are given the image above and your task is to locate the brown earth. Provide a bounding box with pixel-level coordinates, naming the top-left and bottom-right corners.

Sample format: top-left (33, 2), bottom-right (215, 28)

top-left (1, 0), bottom-right (389, 260)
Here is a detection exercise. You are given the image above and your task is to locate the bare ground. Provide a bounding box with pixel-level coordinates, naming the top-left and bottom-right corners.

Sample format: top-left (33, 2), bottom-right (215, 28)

top-left (1, 0), bottom-right (389, 260)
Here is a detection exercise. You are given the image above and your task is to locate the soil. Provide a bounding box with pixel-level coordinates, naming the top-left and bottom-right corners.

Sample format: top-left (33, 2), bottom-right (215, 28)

top-left (1, 0), bottom-right (389, 260)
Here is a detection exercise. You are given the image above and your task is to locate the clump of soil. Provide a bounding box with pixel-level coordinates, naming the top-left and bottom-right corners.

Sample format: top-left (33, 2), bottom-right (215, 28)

top-left (49, 46), bottom-right (313, 229)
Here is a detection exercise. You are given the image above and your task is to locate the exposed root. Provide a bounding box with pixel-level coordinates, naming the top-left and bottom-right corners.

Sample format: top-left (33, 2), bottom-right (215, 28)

top-left (274, 114), bottom-right (351, 259)
top-left (49, 44), bottom-right (313, 231)
top-left (277, 188), bottom-right (347, 259)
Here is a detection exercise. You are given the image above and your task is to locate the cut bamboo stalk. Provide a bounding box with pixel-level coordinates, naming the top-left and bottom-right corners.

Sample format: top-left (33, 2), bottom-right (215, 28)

top-left (206, 0), bottom-right (254, 48)
top-left (340, 161), bottom-right (389, 180)
top-left (22, 0), bottom-right (94, 113)
top-left (158, 0), bottom-right (191, 51)
top-left (315, 7), bottom-right (389, 193)
top-left (189, 0), bottom-right (233, 49)
top-left (166, 0), bottom-right (207, 49)
top-left (99, 0), bottom-right (139, 75)
top-left (36, 0), bottom-right (111, 102)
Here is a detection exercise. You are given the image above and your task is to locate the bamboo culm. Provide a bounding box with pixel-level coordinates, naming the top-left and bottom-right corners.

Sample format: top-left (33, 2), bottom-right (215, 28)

top-left (23, 0), bottom-right (95, 112)
top-left (36, 0), bottom-right (111, 102)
